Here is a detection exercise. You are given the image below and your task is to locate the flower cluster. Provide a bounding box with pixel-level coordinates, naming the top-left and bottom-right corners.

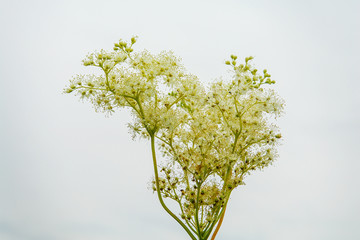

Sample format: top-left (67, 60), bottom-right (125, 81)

top-left (64, 37), bottom-right (284, 240)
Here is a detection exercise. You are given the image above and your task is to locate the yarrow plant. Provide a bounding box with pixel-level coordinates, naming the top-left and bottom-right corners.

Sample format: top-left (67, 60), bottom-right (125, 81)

top-left (64, 37), bottom-right (284, 240)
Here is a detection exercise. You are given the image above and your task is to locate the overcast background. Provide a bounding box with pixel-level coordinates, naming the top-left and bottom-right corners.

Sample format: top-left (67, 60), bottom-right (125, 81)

top-left (1, 0), bottom-right (359, 240)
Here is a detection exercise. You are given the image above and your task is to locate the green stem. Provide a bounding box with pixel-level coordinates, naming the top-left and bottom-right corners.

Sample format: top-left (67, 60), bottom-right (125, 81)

top-left (210, 205), bottom-right (227, 240)
top-left (150, 135), bottom-right (197, 240)
top-left (195, 182), bottom-right (202, 238)
top-left (202, 207), bottom-right (224, 239)
top-left (202, 195), bottom-right (230, 240)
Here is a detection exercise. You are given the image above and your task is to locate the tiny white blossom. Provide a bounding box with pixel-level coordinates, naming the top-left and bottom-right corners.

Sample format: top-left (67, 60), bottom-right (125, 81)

top-left (64, 37), bottom-right (284, 240)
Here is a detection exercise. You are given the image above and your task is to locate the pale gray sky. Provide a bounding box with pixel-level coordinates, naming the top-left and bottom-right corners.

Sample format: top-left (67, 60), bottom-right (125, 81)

top-left (0, 0), bottom-right (359, 240)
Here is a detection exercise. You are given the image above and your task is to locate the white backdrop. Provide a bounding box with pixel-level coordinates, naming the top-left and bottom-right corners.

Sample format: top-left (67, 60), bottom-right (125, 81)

top-left (0, 0), bottom-right (359, 239)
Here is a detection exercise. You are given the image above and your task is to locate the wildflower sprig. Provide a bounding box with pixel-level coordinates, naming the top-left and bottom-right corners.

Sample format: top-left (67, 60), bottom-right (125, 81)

top-left (64, 37), bottom-right (284, 240)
